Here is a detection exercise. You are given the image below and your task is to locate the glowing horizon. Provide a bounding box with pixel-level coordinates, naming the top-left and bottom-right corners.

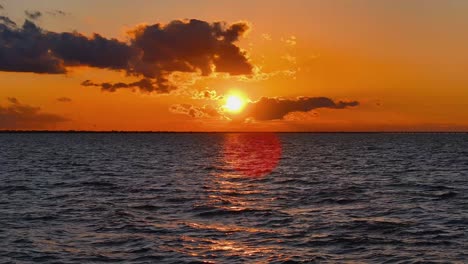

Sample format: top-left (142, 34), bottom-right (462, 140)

top-left (1, 0), bottom-right (468, 132)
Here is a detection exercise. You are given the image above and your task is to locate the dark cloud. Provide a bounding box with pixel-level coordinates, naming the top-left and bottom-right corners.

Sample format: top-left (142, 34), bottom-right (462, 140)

top-left (25, 10), bottom-right (42, 20)
top-left (170, 104), bottom-right (221, 118)
top-left (0, 20), bottom-right (67, 73)
top-left (0, 17), bottom-right (253, 93)
top-left (0, 4), bottom-right (3, 10)
top-left (241, 97), bottom-right (359, 121)
top-left (0, 99), bottom-right (68, 129)
top-left (0, 19), bottom-right (133, 73)
top-left (49, 32), bottom-right (134, 70)
top-left (129, 20), bottom-right (252, 78)
top-left (57, 97), bottom-right (72, 102)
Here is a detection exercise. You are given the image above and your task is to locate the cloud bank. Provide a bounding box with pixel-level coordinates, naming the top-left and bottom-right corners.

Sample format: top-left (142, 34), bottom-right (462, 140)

top-left (0, 98), bottom-right (68, 129)
top-left (0, 17), bottom-right (253, 93)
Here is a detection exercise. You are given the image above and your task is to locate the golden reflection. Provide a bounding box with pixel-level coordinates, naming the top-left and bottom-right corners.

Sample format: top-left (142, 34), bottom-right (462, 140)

top-left (166, 133), bottom-right (285, 260)
top-left (184, 221), bottom-right (282, 235)
top-left (176, 234), bottom-right (279, 260)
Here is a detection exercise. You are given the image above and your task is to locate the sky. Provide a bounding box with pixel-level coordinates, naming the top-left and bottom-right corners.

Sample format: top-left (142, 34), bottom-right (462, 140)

top-left (1, 0), bottom-right (468, 131)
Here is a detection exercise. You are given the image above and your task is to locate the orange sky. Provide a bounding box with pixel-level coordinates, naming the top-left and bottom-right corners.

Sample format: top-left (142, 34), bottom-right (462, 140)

top-left (1, 0), bottom-right (468, 131)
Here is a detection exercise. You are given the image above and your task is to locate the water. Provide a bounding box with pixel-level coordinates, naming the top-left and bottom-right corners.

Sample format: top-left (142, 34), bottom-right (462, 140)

top-left (0, 133), bottom-right (467, 263)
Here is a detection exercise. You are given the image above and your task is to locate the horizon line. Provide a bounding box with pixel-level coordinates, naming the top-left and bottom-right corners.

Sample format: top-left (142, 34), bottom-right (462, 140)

top-left (0, 130), bottom-right (467, 134)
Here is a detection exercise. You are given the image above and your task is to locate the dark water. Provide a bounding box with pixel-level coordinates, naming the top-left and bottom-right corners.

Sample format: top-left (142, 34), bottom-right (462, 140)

top-left (1, 133), bottom-right (467, 263)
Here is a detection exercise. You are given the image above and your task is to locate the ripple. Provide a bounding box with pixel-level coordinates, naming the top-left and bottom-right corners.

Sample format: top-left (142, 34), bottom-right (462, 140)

top-left (0, 133), bottom-right (467, 263)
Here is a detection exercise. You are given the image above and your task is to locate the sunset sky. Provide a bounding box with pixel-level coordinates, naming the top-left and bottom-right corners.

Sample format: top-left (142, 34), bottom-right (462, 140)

top-left (1, 0), bottom-right (468, 131)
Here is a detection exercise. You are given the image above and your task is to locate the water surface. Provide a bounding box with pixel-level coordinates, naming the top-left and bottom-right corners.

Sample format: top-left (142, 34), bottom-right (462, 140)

top-left (0, 133), bottom-right (467, 263)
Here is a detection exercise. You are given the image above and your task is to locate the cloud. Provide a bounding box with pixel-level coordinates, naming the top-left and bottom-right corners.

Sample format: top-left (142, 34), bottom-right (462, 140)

top-left (192, 90), bottom-right (223, 100)
top-left (240, 97), bottom-right (359, 121)
top-left (46, 10), bottom-right (68, 16)
top-left (0, 17), bottom-right (253, 93)
top-left (81, 78), bottom-right (176, 93)
top-left (0, 4), bottom-right (3, 10)
top-left (172, 96), bottom-right (359, 121)
top-left (7, 97), bottom-right (19, 104)
top-left (0, 16), bottom-right (16, 27)
top-left (127, 20), bottom-right (252, 78)
top-left (0, 20), bottom-right (68, 74)
top-left (0, 98), bottom-right (68, 129)
top-left (282, 36), bottom-right (297, 46)
top-left (57, 97), bottom-right (72, 102)
top-left (281, 54), bottom-right (297, 64)
top-left (25, 10), bottom-right (42, 20)
top-left (261, 33), bottom-right (272, 41)
top-left (170, 104), bottom-right (221, 118)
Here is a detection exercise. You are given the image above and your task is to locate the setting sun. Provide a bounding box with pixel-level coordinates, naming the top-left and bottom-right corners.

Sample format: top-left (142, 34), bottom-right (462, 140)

top-left (1, 1), bottom-right (466, 263)
top-left (224, 95), bottom-right (246, 113)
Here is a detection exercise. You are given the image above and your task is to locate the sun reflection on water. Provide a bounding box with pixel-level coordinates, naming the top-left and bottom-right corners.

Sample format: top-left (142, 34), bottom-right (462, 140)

top-left (168, 133), bottom-right (285, 261)
top-left (222, 133), bottom-right (282, 177)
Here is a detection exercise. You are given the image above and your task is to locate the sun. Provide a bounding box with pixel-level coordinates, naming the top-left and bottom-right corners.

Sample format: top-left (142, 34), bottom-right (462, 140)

top-left (224, 94), bottom-right (246, 113)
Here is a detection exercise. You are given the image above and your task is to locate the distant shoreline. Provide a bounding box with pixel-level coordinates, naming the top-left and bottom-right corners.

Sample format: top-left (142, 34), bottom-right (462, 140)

top-left (0, 130), bottom-right (467, 134)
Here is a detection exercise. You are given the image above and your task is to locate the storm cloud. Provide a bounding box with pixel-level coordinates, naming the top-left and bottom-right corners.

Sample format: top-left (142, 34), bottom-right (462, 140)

top-left (0, 17), bottom-right (253, 93)
top-left (242, 97), bottom-right (359, 121)
top-left (0, 98), bottom-right (68, 129)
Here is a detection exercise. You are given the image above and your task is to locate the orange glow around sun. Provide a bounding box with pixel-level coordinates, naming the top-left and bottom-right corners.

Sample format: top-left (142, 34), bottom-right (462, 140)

top-left (224, 94), bottom-right (246, 113)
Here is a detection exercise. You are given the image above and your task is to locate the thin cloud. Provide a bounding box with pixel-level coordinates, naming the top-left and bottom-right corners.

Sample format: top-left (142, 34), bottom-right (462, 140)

top-left (170, 104), bottom-right (222, 118)
top-left (25, 10), bottom-right (42, 20)
top-left (57, 97), bottom-right (72, 103)
top-left (81, 78), bottom-right (175, 93)
top-left (46, 10), bottom-right (69, 16)
top-left (0, 98), bottom-right (68, 129)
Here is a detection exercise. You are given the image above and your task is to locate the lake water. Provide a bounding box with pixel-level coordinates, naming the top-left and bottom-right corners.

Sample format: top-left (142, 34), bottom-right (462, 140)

top-left (0, 133), bottom-right (467, 263)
